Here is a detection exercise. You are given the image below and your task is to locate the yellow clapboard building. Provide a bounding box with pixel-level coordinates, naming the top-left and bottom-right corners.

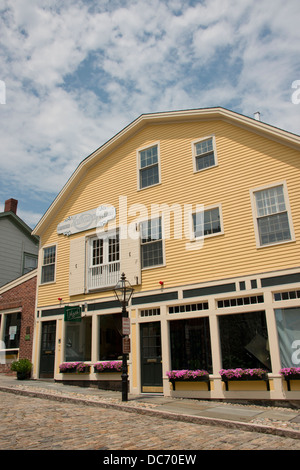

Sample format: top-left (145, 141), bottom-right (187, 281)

top-left (32, 108), bottom-right (300, 401)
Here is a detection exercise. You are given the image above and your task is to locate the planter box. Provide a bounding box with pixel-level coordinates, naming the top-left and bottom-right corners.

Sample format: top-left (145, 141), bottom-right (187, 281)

top-left (221, 374), bottom-right (270, 391)
top-left (283, 374), bottom-right (300, 391)
top-left (60, 366), bottom-right (91, 374)
top-left (94, 367), bottom-right (121, 374)
top-left (170, 376), bottom-right (210, 391)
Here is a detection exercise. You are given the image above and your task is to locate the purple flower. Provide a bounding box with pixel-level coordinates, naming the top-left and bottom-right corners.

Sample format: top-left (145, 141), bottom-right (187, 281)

top-left (166, 369), bottom-right (209, 380)
top-left (94, 361), bottom-right (122, 372)
top-left (279, 367), bottom-right (300, 377)
top-left (219, 368), bottom-right (268, 379)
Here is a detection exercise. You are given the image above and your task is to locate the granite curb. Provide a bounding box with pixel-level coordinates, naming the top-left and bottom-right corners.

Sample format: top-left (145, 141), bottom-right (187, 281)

top-left (1, 384), bottom-right (300, 441)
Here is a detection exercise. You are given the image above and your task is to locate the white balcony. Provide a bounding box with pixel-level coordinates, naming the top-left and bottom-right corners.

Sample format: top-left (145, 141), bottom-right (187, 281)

top-left (88, 261), bottom-right (120, 290)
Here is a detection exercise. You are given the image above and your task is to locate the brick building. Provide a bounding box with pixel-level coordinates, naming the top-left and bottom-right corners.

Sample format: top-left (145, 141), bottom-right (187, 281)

top-left (0, 269), bottom-right (37, 374)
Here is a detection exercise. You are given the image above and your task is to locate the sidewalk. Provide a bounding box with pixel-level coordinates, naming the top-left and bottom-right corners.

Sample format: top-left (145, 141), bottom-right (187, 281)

top-left (1, 374), bottom-right (300, 440)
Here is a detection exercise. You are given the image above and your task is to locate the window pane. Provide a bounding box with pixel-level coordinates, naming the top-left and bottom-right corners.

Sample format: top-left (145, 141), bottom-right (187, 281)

top-left (92, 239), bottom-right (103, 265)
top-left (3, 312), bottom-right (21, 349)
top-left (108, 235), bottom-right (120, 262)
top-left (65, 317), bottom-right (92, 362)
top-left (195, 138), bottom-right (213, 156)
top-left (140, 146), bottom-right (158, 168)
top-left (275, 307), bottom-right (300, 368)
top-left (170, 317), bottom-right (212, 372)
top-left (99, 313), bottom-right (122, 361)
top-left (193, 208), bottom-right (221, 237)
top-left (255, 186), bottom-right (286, 217)
top-left (140, 165), bottom-right (159, 188)
top-left (43, 246), bottom-right (56, 265)
top-left (258, 213), bottom-right (291, 245)
top-left (196, 153), bottom-right (215, 171)
top-left (41, 264), bottom-right (55, 283)
top-left (23, 254), bottom-right (38, 274)
top-left (142, 241), bottom-right (163, 268)
top-left (219, 311), bottom-right (271, 370)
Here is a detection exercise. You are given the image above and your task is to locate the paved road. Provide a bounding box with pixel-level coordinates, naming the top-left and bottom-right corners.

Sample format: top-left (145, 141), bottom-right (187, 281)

top-left (0, 391), bottom-right (299, 452)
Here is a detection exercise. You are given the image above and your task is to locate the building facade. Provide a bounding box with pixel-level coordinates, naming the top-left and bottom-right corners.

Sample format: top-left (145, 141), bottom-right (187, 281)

top-left (0, 269), bottom-right (37, 373)
top-left (0, 198), bottom-right (39, 287)
top-left (32, 108), bottom-right (300, 402)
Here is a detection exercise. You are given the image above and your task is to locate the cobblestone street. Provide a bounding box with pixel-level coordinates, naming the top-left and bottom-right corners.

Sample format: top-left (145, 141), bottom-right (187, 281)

top-left (0, 391), bottom-right (299, 452)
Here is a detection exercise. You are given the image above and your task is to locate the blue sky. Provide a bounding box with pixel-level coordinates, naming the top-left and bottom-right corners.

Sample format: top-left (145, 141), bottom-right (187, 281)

top-left (0, 0), bottom-right (299, 228)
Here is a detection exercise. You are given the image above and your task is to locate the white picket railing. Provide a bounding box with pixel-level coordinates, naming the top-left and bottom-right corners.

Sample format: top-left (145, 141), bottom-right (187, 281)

top-left (88, 262), bottom-right (120, 290)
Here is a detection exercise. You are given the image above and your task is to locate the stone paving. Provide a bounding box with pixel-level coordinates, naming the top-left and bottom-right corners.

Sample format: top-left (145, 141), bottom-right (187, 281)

top-left (0, 390), bottom-right (300, 451)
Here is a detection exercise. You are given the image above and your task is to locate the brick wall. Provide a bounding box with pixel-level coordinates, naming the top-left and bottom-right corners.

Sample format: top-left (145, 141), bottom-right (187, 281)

top-left (0, 274), bottom-right (37, 374)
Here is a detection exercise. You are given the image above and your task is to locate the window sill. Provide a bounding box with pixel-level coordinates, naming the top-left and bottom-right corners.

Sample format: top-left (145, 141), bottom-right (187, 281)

top-left (193, 164), bottom-right (218, 174)
top-left (256, 238), bottom-right (296, 249)
top-left (138, 182), bottom-right (162, 192)
top-left (142, 263), bottom-right (166, 271)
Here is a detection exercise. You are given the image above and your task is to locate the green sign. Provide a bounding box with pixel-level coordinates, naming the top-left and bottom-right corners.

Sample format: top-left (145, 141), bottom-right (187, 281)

top-left (64, 306), bottom-right (82, 322)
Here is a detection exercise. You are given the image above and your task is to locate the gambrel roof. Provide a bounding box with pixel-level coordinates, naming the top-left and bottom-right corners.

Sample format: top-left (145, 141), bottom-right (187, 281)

top-left (32, 107), bottom-right (300, 236)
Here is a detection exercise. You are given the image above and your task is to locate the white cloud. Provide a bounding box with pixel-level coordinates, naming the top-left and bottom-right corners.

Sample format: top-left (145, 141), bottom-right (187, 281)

top-left (0, 0), bottom-right (299, 227)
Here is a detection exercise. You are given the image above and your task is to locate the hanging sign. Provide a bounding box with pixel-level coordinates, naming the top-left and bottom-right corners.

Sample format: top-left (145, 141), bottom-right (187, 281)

top-left (57, 205), bottom-right (116, 236)
top-left (122, 317), bottom-right (130, 336)
top-left (64, 306), bottom-right (82, 322)
top-left (122, 336), bottom-right (130, 354)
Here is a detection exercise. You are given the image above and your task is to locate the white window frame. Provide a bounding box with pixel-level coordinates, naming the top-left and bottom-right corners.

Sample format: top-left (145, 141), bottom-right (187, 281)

top-left (191, 204), bottom-right (224, 241)
top-left (87, 229), bottom-right (120, 290)
top-left (0, 308), bottom-right (22, 355)
top-left (140, 216), bottom-right (165, 270)
top-left (192, 135), bottom-right (218, 173)
top-left (40, 244), bottom-right (57, 285)
top-left (137, 141), bottom-right (161, 191)
top-left (250, 181), bottom-right (295, 248)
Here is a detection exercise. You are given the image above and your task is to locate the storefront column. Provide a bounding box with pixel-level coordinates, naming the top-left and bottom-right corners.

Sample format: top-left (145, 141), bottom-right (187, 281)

top-left (91, 312), bottom-right (98, 364)
top-left (160, 305), bottom-right (171, 396)
top-left (264, 291), bottom-right (284, 397)
top-left (209, 312), bottom-right (223, 397)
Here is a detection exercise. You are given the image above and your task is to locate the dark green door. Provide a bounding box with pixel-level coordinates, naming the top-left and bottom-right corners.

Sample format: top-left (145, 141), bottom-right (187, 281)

top-left (39, 321), bottom-right (56, 378)
top-left (140, 322), bottom-right (163, 393)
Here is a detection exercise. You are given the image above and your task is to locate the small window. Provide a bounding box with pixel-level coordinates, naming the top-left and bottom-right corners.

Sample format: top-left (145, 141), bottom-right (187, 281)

top-left (141, 217), bottom-right (163, 268)
top-left (23, 253), bottom-right (38, 274)
top-left (193, 137), bottom-right (217, 172)
top-left (251, 183), bottom-right (293, 247)
top-left (41, 246), bottom-right (56, 283)
top-left (138, 144), bottom-right (160, 189)
top-left (192, 206), bottom-right (222, 238)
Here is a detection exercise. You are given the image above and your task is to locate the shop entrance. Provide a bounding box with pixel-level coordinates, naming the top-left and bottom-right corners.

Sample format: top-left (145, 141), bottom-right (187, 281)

top-left (39, 321), bottom-right (56, 378)
top-left (140, 321), bottom-right (163, 393)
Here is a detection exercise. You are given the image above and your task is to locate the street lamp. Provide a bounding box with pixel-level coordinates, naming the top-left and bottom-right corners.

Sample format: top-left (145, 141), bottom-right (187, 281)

top-left (113, 272), bottom-right (134, 401)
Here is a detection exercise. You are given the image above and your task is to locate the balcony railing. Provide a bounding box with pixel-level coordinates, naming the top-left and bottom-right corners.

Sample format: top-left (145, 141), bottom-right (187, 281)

top-left (88, 261), bottom-right (120, 290)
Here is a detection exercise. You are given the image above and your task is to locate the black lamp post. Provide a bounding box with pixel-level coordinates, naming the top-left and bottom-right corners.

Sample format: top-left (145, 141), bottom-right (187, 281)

top-left (113, 272), bottom-right (134, 402)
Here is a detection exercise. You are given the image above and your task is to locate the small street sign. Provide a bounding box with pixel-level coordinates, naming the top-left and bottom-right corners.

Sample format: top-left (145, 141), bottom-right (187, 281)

top-left (122, 317), bottom-right (130, 335)
top-left (122, 336), bottom-right (130, 354)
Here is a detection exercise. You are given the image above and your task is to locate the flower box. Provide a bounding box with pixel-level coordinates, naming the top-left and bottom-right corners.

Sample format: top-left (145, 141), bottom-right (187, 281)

top-left (166, 370), bottom-right (210, 391)
top-left (220, 368), bottom-right (269, 391)
top-left (94, 361), bottom-right (122, 373)
top-left (59, 362), bottom-right (90, 374)
top-left (280, 368), bottom-right (300, 391)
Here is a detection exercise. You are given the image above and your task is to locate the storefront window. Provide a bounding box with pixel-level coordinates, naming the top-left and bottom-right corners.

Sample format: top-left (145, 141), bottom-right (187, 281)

top-left (3, 312), bottom-right (21, 349)
top-left (219, 311), bottom-right (271, 370)
top-left (65, 316), bottom-right (92, 362)
top-left (275, 307), bottom-right (300, 368)
top-left (99, 313), bottom-right (122, 361)
top-left (169, 317), bottom-right (212, 372)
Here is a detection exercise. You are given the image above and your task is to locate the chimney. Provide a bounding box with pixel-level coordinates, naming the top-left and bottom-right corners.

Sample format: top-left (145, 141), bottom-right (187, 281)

top-left (254, 111), bottom-right (261, 121)
top-left (5, 198), bottom-right (18, 214)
